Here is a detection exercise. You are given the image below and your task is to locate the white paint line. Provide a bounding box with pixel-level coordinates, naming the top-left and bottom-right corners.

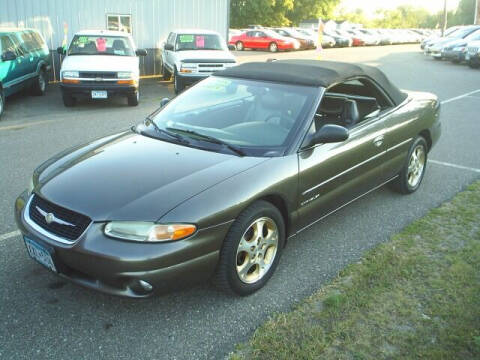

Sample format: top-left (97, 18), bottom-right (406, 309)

top-left (0, 230), bottom-right (21, 241)
top-left (441, 89), bottom-right (480, 105)
top-left (429, 159), bottom-right (480, 173)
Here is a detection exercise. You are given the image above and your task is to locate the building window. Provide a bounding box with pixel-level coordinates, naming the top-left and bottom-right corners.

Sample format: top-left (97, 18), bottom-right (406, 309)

top-left (106, 14), bottom-right (132, 34)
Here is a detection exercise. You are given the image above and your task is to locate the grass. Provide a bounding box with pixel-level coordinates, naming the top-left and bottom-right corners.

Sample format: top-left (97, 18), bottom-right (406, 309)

top-left (231, 181), bottom-right (480, 360)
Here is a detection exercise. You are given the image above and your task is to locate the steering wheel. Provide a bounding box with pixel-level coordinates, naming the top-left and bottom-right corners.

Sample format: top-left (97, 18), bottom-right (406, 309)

top-left (264, 113), bottom-right (295, 129)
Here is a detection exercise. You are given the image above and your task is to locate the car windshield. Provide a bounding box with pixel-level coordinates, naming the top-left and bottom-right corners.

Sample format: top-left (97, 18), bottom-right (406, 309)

top-left (175, 34), bottom-right (226, 51)
top-left (68, 35), bottom-right (134, 56)
top-left (465, 29), bottom-right (480, 41)
top-left (149, 76), bottom-right (317, 157)
top-left (450, 27), bottom-right (479, 39)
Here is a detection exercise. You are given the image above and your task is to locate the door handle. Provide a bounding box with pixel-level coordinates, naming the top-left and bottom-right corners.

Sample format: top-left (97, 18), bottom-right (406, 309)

top-left (373, 135), bottom-right (384, 147)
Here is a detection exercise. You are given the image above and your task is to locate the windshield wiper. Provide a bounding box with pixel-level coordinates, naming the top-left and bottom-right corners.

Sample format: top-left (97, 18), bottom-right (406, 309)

top-left (143, 118), bottom-right (189, 144)
top-left (166, 127), bottom-right (245, 157)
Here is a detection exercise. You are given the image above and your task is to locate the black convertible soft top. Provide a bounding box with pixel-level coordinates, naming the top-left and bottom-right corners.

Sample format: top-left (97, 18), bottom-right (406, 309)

top-left (216, 60), bottom-right (407, 105)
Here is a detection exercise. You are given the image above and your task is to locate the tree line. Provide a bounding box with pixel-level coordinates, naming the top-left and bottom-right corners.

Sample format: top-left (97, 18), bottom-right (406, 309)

top-left (230, 0), bottom-right (477, 29)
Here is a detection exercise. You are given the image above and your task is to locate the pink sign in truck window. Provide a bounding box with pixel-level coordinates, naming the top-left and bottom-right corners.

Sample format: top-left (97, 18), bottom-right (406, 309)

top-left (195, 36), bottom-right (205, 48)
top-left (96, 38), bottom-right (107, 52)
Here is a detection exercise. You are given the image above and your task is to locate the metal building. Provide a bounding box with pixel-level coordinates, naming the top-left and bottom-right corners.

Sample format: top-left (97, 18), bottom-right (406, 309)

top-left (0, 0), bottom-right (230, 80)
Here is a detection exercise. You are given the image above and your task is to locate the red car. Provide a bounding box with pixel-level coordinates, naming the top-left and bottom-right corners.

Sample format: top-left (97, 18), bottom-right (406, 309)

top-left (229, 29), bottom-right (300, 52)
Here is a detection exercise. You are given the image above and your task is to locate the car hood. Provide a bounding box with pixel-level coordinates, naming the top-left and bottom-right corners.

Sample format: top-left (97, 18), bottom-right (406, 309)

top-left (443, 39), bottom-right (467, 49)
top-left (35, 131), bottom-right (266, 222)
top-left (61, 55), bottom-right (139, 73)
top-left (175, 50), bottom-right (236, 62)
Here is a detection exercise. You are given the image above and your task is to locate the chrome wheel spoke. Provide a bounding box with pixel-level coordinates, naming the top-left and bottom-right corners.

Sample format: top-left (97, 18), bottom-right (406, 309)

top-left (236, 216), bottom-right (279, 284)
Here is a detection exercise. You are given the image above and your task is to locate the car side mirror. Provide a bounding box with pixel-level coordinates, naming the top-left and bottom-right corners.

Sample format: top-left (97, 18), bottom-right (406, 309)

top-left (228, 44), bottom-right (236, 51)
top-left (307, 124), bottom-right (349, 147)
top-left (160, 97), bottom-right (170, 107)
top-left (136, 49), bottom-right (147, 56)
top-left (57, 47), bottom-right (65, 55)
top-left (164, 43), bottom-right (174, 51)
top-left (1, 51), bottom-right (17, 61)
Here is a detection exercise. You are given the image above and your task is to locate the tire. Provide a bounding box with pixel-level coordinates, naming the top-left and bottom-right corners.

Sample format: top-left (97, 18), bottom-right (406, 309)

top-left (269, 42), bottom-right (278, 53)
top-left (127, 91), bottom-right (139, 106)
top-left (162, 63), bottom-right (171, 80)
top-left (0, 88), bottom-right (4, 119)
top-left (213, 200), bottom-right (285, 296)
top-left (236, 41), bottom-right (244, 51)
top-left (468, 60), bottom-right (480, 69)
top-left (433, 56), bottom-right (442, 61)
top-left (31, 69), bottom-right (47, 96)
top-left (389, 136), bottom-right (428, 194)
top-left (62, 92), bottom-right (76, 107)
top-left (173, 68), bottom-right (184, 94)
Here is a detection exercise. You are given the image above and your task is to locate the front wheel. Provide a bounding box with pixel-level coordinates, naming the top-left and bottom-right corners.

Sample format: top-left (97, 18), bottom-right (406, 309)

top-left (269, 42), bottom-right (278, 53)
top-left (127, 91), bottom-right (139, 106)
top-left (236, 41), bottom-right (244, 51)
top-left (31, 69), bottom-right (47, 96)
top-left (173, 69), bottom-right (184, 94)
top-left (390, 136), bottom-right (428, 194)
top-left (213, 200), bottom-right (285, 296)
top-left (62, 92), bottom-right (76, 107)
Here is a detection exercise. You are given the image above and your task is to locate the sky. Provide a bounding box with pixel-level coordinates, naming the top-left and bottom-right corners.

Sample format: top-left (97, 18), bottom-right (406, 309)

top-left (339, 0), bottom-right (461, 17)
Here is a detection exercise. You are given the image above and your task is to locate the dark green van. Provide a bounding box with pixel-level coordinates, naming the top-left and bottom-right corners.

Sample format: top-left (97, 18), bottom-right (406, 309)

top-left (0, 28), bottom-right (50, 118)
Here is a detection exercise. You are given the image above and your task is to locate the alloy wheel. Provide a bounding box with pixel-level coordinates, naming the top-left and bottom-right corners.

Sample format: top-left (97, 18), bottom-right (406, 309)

top-left (407, 145), bottom-right (426, 188)
top-left (236, 217), bottom-right (278, 284)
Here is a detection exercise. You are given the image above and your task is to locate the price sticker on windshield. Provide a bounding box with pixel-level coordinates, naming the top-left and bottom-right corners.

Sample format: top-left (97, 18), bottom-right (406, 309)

top-left (96, 37), bottom-right (107, 52)
top-left (179, 35), bottom-right (194, 43)
top-left (195, 36), bottom-right (205, 48)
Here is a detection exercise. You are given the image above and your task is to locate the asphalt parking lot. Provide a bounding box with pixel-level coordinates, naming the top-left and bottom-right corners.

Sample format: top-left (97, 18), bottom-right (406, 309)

top-left (1, 44), bottom-right (479, 360)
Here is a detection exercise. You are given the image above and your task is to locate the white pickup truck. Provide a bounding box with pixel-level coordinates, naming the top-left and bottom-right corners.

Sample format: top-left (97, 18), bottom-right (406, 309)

top-left (57, 30), bottom-right (147, 107)
top-left (161, 29), bottom-right (237, 94)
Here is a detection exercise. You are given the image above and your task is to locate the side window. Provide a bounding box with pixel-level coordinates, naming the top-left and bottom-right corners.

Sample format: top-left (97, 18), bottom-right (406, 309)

top-left (167, 32), bottom-right (175, 46)
top-left (1, 35), bottom-right (15, 55)
top-left (246, 31), bottom-right (255, 37)
top-left (314, 78), bottom-right (393, 130)
top-left (30, 31), bottom-right (45, 50)
top-left (106, 14), bottom-right (132, 34)
top-left (257, 31), bottom-right (266, 37)
top-left (9, 34), bottom-right (27, 57)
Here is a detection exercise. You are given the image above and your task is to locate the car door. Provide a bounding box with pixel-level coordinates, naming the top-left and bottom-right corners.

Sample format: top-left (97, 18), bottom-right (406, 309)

top-left (256, 31), bottom-right (269, 49)
top-left (164, 32), bottom-right (176, 72)
top-left (295, 83), bottom-right (391, 231)
top-left (244, 31), bottom-right (256, 48)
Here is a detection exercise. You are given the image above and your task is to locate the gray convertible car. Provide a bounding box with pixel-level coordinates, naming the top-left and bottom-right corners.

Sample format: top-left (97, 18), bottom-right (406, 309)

top-left (15, 60), bottom-right (441, 298)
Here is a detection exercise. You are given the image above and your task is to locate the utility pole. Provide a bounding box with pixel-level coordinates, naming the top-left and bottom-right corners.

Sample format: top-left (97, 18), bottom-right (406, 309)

top-left (475, 0), bottom-right (479, 24)
top-left (442, 0), bottom-right (447, 36)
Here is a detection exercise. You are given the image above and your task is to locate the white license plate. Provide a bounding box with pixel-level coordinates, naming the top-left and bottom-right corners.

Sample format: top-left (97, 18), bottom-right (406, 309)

top-left (24, 237), bottom-right (57, 272)
top-left (91, 90), bottom-right (108, 99)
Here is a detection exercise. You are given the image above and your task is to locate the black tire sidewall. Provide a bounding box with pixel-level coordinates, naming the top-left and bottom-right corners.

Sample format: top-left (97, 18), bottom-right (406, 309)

top-left (218, 201), bottom-right (285, 296)
top-left (174, 68), bottom-right (183, 94)
top-left (0, 88), bottom-right (4, 118)
top-left (62, 92), bottom-right (75, 107)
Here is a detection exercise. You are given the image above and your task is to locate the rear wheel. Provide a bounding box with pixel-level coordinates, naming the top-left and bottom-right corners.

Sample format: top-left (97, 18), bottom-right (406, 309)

top-left (162, 63), bottom-right (171, 80)
top-left (390, 136), bottom-right (427, 194)
top-left (127, 91), bottom-right (139, 106)
top-left (236, 41), bottom-right (244, 51)
top-left (0, 88), bottom-right (4, 119)
top-left (269, 42), bottom-right (278, 53)
top-left (31, 69), bottom-right (47, 96)
top-left (213, 200), bottom-right (285, 296)
top-left (173, 68), bottom-right (184, 94)
top-left (468, 59), bottom-right (480, 69)
top-left (62, 92), bottom-right (76, 107)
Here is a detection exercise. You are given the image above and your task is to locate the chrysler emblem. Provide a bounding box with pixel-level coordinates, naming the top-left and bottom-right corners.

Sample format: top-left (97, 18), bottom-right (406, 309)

top-left (45, 212), bottom-right (55, 224)
top-left (36, 206), bottom-right (76, 227)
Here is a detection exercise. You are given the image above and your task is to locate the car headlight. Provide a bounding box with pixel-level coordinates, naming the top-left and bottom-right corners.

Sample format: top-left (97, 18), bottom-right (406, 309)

top-left (117, 71), bottom-right (134, 79)
top-left (62, 71), bottom-right (79, 78)
top-left (27, 178), bottom-right (34, 196)
top-left (104, 222), bottom-right (197, 242)
top-left (180, 63), bottom-right (197, 73)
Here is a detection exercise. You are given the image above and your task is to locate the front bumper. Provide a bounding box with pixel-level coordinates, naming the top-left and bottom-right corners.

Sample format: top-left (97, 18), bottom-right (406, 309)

top-left (15, 191), bottom-right (231, 298)
top-left (60, 82), bottom-right (138, 98)
top-left (442, 50), bottom-right (465, 61)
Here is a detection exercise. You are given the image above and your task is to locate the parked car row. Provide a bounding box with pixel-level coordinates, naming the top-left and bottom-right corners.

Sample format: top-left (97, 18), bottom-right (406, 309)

top-left (228, 26), bottom-right (430, 52)
top-left (422, 25), bottom-right (480, 69)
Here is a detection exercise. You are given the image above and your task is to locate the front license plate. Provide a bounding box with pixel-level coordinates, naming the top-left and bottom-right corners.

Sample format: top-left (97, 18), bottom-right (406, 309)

top-left (24, 237), bottom-right (57, 273)
top-left (91, 90), bottom-right (107, 99)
